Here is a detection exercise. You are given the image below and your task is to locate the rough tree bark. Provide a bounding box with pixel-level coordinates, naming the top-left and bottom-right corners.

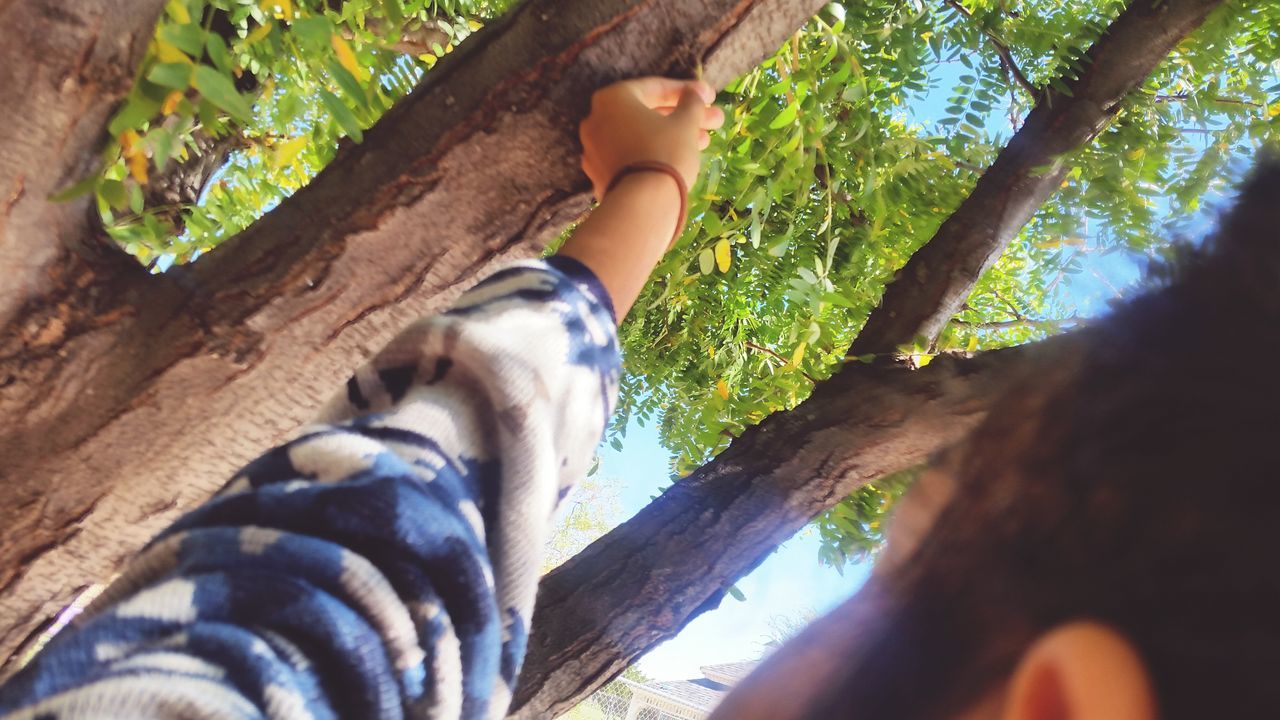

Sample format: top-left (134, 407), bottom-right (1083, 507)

top-left (0, 0), bottom-right (825, 669)
top-left (513, 0), bottom-right (1225, 713)
top-left (847, 0), bottom-right (1224, 357)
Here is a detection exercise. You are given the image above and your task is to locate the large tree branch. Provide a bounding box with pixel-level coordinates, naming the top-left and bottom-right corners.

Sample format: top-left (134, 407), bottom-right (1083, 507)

top-left (0, 0), bottom-right (825, 672)
top-left (847, 0), bottom-right (1223, 357)
top-left (513, 334), bottom-right (1085, 718)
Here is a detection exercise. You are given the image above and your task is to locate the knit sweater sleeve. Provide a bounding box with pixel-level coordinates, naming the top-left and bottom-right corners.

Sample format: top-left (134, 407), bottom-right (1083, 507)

top-left (0, 258), bottom-right (620, 720)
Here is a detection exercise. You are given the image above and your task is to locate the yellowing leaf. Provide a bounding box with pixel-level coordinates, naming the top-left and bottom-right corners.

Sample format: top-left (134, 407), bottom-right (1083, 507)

top-left (714, 238), bottom-right (732, 273)
top-left (272, 135), bottom-right (309, 169)
top-left (245, 22), bottom-right (274, 46)
top-left (161, 90), bottom-right (184, 115)
top-left (155, 39), bottom-right (193, 64)
top-left (119, 130), bottom-right (149, 184)
top-left (126, 152), bottom-right (149, 184)
top-left (259, 0), bottom-right (293, 19)
top-left (166, 0), bottom-right (191, 24)
top-left (331, 35), bottom-right (364, 81)
top-left (118, 129), bottom-right (140, 151)
top-left (715, 379), bottom-right (730, 400)
top-left (791, 341), bottom-right (807, 366)
top-left (1267, 102), bottom-right (1280, 119)
top-left (915, 353), bottom-right (935, 368)
top-left (966, 334), bottom-right (979, 353)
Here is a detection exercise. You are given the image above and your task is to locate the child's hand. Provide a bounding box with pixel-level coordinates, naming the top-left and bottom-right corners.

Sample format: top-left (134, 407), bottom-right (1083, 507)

top-left (580, 77), bottom-right (726, 200)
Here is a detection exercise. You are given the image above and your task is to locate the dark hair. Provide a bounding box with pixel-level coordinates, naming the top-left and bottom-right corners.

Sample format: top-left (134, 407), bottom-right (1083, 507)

top-left (803, 160), bottom-right (1280, 719)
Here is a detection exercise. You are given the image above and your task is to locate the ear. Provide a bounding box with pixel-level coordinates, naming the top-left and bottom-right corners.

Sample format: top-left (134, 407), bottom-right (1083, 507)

top-left (1002, 621), bottom-right (1156, 720)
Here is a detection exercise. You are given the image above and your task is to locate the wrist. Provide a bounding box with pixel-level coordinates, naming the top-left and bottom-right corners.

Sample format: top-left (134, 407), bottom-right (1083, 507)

top-left (605, 163), bottom-right (688, 249)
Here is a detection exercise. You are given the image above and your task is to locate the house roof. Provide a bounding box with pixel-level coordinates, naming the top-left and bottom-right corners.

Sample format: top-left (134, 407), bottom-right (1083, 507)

top-left (630, 661), bottom-right (759, 713)
top-left (633, 677), bottom-right (731, 713)
top-left (698, 662), bottom-right (756, 684)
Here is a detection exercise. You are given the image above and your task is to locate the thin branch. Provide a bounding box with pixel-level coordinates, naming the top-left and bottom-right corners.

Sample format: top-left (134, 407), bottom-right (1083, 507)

top-left (999, 60), bottom-right (1022, 129)
top-left (1155, 92), bottom-right (1263, 108)
top-left (744, 341), bottom-right (818, 384)
top-left (990, 289), bottom-right (1026, 321)
top-left (1089, 267), bottom-right (1125, 299)
top-left (943, 0), bottom-right (1039, 101)
top-left (951, 315), bottom-right (1080, 331)
top-left (342, 18), bottom-right (451, 57)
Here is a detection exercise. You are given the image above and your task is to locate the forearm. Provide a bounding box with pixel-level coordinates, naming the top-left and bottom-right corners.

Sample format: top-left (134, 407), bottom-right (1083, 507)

top-left (556, 172), bottom-right (683, 321)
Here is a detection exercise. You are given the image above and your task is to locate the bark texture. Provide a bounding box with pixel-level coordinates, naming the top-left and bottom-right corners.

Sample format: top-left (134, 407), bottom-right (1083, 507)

top-left (847, 0), bottom-right (1224, 357)
top-left (512, 336), bottom-right (1085, 718)
top-left (0, 0), bottom-right (824, 668)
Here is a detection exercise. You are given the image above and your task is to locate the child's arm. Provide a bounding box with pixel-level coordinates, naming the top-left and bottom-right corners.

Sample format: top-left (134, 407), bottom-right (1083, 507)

top-left (558, 77), bottom-right (725, 320)
top-left (0, 77), bottom-right (719, 720)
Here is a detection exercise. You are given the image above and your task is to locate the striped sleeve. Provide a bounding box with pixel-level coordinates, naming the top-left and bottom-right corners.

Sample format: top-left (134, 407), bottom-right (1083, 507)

top-left (0, 259), bottom-right (621, 720)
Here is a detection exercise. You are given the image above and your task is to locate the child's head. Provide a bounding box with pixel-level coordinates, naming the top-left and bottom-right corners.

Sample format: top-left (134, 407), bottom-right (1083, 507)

top-left (712, 160), bottom-right (1280, 720)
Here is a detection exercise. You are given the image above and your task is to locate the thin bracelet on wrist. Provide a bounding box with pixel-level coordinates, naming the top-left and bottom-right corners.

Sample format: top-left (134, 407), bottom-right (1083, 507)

top-left (605, 161), bottom-right (689, 251)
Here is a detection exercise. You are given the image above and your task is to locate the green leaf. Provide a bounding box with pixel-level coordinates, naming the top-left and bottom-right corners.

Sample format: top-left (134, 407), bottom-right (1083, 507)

top-left (100, 180), bottom-right (129, 211)
top-left (49, 174), bottom-right (100, 202)
top-left (318, 89), bottom-right (364, 142)
top-left (192, 65), bottom-right (254, 123)
top-left (726, 584), bottom-right (746, 602)
top-left (108, 95), bottom-right (161, 135)
top-left (327, 58), bottom-right (368, 108)
top-left (146, 127), bottom-right (176, 171)
top-left (147, 62), bottom-right (194, 90)
top-left (382, 0), bottom-right (405, 30)
top-left (159, 23), bottom-right (206, 56)
top-left (129, 183), bottom-right (145, 214)
top-left (206, 34), bottom-right (233, 74)
top-left (769, 102), bottom-right (799, 129)
top-left (291, 16), bottom-right (334, 47)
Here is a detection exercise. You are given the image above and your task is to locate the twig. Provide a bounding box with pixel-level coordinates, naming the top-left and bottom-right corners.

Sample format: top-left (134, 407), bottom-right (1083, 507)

top-left (951, 315), bottom-right (1080, 331)
top-left (990, 288), bottom-right (1026, 321)
top-left (1154, 92), bottom-right (1263, 109)
top-left (943, 0), bottom-right (1039, 101)
top-left (744, 341), bottom-right (818, 384)
top-left (999, 61), bottom-right (1021, 129)
top-left (1089, 267), bottom-right (1125, 299)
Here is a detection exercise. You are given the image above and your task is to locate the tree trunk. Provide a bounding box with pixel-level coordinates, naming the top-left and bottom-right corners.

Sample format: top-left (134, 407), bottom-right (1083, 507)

top-left (513, 0), bottom-right (1226, 712)
top-left (847, 0), bottom-right (1224, 357)
top-left (511, 336), bottom-right (1084, 718)
top-left (0, 0), bottom-right (826, 669)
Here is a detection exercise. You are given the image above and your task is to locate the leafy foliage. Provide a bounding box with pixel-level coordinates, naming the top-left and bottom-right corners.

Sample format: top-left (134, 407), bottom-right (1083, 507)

top-left (610, 0), bottom-right (1278, 567)
top-left (543, 473), bottom-right (623, 573)
top-left (84, 0), bottom-right (1279, 568)
top-left (814, 468), bottom-right (914, 569)
top-left (71, 0), bottom-right (510, 265)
